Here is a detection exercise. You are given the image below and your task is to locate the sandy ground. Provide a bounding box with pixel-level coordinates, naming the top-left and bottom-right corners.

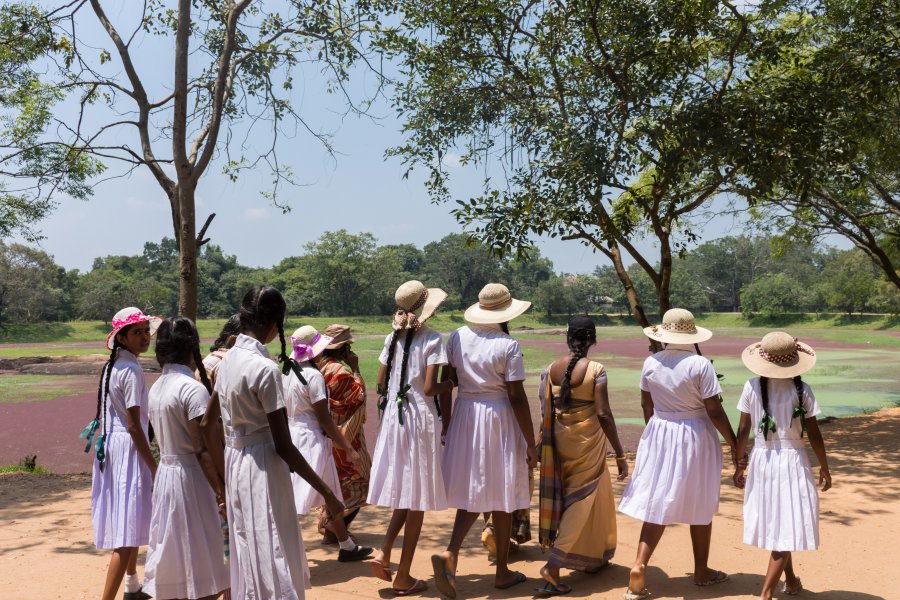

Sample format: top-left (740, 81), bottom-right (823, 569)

top-left (1, 408), bottom-right (896, 600)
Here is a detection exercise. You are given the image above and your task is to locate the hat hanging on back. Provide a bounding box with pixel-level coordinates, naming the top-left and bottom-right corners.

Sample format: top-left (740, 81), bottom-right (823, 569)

top-left (392, 280), bottom-right (448, 330)
top-left (324, 324), bottom-right (355, 350)
top-left (290, 325), bottom-right (333, 362)
top-left (742, 331), bottom-right (816, 379)
top-left (464, 283), bottom-right (531, 325)
top-left (106, 307), bottom-right (163, 350)
top-left (643, 308), bottom-right (712, 345)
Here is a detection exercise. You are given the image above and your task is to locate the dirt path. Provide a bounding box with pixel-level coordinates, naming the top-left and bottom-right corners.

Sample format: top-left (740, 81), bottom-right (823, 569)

top-left (2, 408), bottom-right (895, 599)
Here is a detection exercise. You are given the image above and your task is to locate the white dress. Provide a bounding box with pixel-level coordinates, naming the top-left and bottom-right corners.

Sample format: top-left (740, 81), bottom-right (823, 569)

top-left (91, 348), bottom-right (153, 549)
top-left (368, 326), bottom-right (448, 511)
top-left (441, 324), bottom-right (530, 513)
top-left (284, 363), bottom-right (343, 515)
top-left (618, 345), bottom-right (724, 525)
top-left (143, 364), bottom-right (229, 600)
top-left (216, 334), bottom-right (309, 599)
top-left (739, 377), bottom-right (821, 551)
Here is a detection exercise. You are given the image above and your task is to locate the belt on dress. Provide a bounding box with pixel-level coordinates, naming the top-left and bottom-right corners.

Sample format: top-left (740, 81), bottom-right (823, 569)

top-left (107, 424), bottom-right (130, 434)
top-left (752, 437), bottom-right (806, 450)
top-left (159, 453), bottom-right (200, 466)
top-left (224, 430), bottom-right (273, 449)
top-left (654, 407), bottom-right (707, 420)
top-left (288, 414), bottom-right (320, 427)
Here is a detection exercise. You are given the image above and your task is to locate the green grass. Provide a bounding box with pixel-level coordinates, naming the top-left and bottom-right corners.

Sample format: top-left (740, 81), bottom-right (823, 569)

top-left (0, 464), bottom-right (51, 474)
top-left (0, 375), bottom-right (82, 404)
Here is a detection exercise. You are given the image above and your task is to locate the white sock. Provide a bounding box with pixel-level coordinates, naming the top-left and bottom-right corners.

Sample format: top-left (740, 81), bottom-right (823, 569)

top-left (124, 573), bottom-right (141, 593)
top-left (338, 537), bottom-right (356, 551)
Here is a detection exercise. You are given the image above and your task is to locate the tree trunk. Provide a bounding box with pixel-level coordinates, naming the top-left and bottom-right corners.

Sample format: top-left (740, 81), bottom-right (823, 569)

top-left (177, 185), bottom-right (198, 320)
top-left (606, 243), bottom-right (661, 352)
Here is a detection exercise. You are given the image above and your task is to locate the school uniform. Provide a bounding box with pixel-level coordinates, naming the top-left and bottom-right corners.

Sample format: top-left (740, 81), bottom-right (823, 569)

top-left (216, 334), bottom-right (309, 599)
top-left (91, 348), bottom-right (153, 549)
top-left (368, 326), bottom-right (449, 511)
top-left (284, 363), bottom-right (343, 514)
top-left (739, 377), bottom-right (822, 551)
top-left (618, 344), bottom-right (723, 525)
top-left (143, 364), bottom-right (229, 599)
top-left (441, 324), bottom-right (530, 513)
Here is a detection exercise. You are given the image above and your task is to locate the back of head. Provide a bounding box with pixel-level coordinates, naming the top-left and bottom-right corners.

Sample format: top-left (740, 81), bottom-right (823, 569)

top-left (566, 315), bottom-right (597, 350)
top-left (240, 286), bottom-right (286, 334)
top-left (155, 316), bottom-right (201, 367)
top-left (211, 313), bottom-right (242, 352)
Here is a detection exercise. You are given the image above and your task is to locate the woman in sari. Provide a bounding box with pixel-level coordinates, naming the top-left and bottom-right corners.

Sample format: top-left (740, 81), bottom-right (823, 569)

top-left (316, 324), bottom-right (371, 542)
top-left (537, 315), bottom-right (628, 595)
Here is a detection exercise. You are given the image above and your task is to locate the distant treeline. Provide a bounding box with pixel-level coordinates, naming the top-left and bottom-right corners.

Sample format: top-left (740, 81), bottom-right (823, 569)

top-left (1, 232), bottom-right (898, 326)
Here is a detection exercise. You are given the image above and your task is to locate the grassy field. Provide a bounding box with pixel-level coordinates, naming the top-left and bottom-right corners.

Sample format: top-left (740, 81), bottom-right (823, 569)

top-left (0, 375), bottom-right (83, 404)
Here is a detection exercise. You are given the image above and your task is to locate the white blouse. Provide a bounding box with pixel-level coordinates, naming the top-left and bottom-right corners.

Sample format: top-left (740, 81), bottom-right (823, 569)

top-left (149, 363), bottom-right (210, 456)
top-left (215, 334), bottom-right (285, 437)
top-left (447, 324), bottom-right (525, 401)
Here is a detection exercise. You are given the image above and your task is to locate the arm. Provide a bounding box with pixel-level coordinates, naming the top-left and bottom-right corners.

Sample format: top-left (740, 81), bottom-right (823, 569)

top-left (344, 348), bottom-right (366, 395)
top-left (703, 393), bottom-right (739, 460)
top-left (506, 380), bottom-right (537, 469)
top-left (733, 412), bottom-right (752, 488)
top-left (438, 365), bottom-right (456, 439)
top-left (188, 415), bottom-right (225, 514)
top-left (267, 407), bottom-right (345, 517)
top-left (640, 389), bottom-right (655, 424)
top-left (125, 406), bottom-right (157, 478)
top-left (422, 363), bottom-right (453, 397)
top-left (313, 399), bottom-right (359, 461)
top-left (594, 374), bottom-right (628, 480)
top-left (200, 391), bottom-right (226, 481)
top-left (805, 417), bottom-right (832, 491)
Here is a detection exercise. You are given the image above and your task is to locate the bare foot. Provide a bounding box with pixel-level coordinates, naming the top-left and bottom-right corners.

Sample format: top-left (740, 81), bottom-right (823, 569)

top-left (494, 569), bottom-right (526, 590)
top-left (540, 565), bottom-right (560, 587)
top-left (628, 563), bottom-right (646, 594)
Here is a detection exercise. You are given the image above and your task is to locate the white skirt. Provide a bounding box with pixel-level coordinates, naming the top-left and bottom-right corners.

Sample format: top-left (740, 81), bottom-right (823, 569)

top-left (289, 421), bottom-right (343, 515)
top-left (618, 412), bottom-right (723, 525)
top-left (743, 444), bottom-right (819, 551)
top-left (226, 440), bottom-right (310, 600)
top-left (91, 429), bottom-right (152, 549)
top-left (368, 391), bottom-right (448, 511)
top-left (441, 397), bottom-right (530, 513)
top-left (143, 456), bottom-right (229, 599)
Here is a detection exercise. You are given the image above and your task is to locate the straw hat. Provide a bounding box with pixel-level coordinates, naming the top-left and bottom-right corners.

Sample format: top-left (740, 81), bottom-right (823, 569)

top-left (323, 324), bottom-right (355, 350)
top-left (392, 280), bottom-right (448, 330)
top-left (290, 325), bottom-right (333, 362)
top-left (742, 331), bottom-right (816, 378)
top-left (464, 283), bottom-right (531, 324)
top-left (106, 307), bottom-right (163, 350)
top-left (643, 308), bottom-right (712, 345)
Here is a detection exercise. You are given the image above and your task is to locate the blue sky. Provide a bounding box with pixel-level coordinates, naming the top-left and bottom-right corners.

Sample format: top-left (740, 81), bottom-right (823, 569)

top-left (13, 2), bottom-right (785, 274)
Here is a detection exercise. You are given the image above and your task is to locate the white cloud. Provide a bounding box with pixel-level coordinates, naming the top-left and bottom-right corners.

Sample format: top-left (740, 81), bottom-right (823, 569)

top-left (242, 207), bottom-right (270, 220)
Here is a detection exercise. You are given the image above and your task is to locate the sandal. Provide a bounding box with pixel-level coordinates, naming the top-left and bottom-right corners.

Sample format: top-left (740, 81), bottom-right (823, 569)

top-left (534, 581), bottom-right (572, 596)
top-left (623, 588), bottom-right (651, 600)
top-left (431, 554), bottom-right (456, 599)
top-left (694, 570), bottom-right (729, 586)
top-left (782, 578), bottom-right (803, 595)
top-left (370, 558), bottom-right (393, 582)
top-left (494, 571), bottom-right (527, 590)
top-left (393, 579), bottom-right (428, 596)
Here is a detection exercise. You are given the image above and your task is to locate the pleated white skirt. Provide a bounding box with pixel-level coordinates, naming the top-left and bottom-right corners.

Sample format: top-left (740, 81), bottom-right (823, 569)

top-left (143, 456), bottom-right (229, 599)
top-left (289, 422), bottom-right (342, 515)
top-left (743, 445), bottom-right (819, 551)
top-left (618, 413), bottom-right (723, 525)
top-left (91, 430), bottom-right (152, 549)
top-left (441, 397), bottom-right (530, 513)
top-left (226, 441), bottom-right (310, 600)
top-left (368, 392), bottom-right (448, 511)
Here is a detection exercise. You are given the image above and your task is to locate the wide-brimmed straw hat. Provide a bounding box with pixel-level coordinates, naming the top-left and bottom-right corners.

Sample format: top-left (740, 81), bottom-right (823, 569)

top-left (392, 280), bottom-right (448, 330)
top-left (323, 324), bottom-right (355, 350)
top-left (464, 283), bottom-right (531, 324)
top-left (643, 308), bottom-right (712, 345)
top-left (290, 325), bottom-right (333, 362)
top-left (742, 331), bottom-right (816, 378)
top-left (106, 307), bottom-right (163, 350)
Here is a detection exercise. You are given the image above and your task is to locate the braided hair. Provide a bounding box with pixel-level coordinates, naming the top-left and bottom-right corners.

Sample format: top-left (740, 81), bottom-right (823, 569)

top-left (156, 316), bottom-right (213, 394)
top-left (758, 375), bottom-right (807, 440)
top-left (84, 334), bottom-right (123, 470)
top-left (239, 285), bottom-right (306, 385)
top-left (379, 329), bottom-right (416, 424)
top-left (210, 313), bottom-right (242, 353)
top-left (559, 315), bottom-right (597, 409)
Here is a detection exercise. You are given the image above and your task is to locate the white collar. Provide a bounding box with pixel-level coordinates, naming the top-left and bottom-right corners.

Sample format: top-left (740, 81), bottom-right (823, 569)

top-left (161, 363), bottom-right (195, 377)
top-left (234, 333), bottom-right (270, 357)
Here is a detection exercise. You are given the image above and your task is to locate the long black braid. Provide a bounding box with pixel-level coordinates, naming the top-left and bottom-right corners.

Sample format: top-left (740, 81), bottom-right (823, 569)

top-left (759, 375), bottom-right (807, 440)
top-left (239, 286), bottom-right (306, 385)
top-left (156, 316), bottom-right (213, 395)
top-left (83, 337), bottom-right (121, 470)
top-left (382, 329), bottom-right (417, 424)
top-left (560, 316), bottom-right (597, 410)
top-left (379, 330), bottom-right (402, 417)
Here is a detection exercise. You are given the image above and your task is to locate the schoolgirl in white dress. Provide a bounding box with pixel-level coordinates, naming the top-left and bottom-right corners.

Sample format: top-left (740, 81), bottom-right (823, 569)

top-left (202, 286), bottom-right (347, 600)
top-left (284, 326), bottom-right (372, 562)
top-left (81, 307), bottom-right (160, 600)
top-left (367, 281), bottom-right (451, 596)
top-left (143, 316), bottom-right (229, 600)
top-left (734, 331), bottom-right (832, 599)
top-left (619, 309), bottom-right (739, 600)
top-left (431, 283), bottom-right (537, 598)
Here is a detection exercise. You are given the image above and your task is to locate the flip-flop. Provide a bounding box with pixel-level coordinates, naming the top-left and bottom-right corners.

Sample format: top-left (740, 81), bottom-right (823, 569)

top-left (694, 570), bottom-right (729, 586)
top-left (431, 554), bottom-right (456, 599)
top-left (370, 558), bottom-right (393, 582)
top-left (393, 579), bottom-right (428, 596)
top-left (623, 588), bottom-right (651, 600)
top-left (782, 578), bottom-right (803, 595)
top-left (534, 581), bottom-right (572, 596)
top-left (494, 571), bottom-right (527, 590)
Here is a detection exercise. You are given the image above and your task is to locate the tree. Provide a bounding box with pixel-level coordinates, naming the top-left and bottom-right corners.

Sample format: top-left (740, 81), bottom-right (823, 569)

top-left (384, 0), bottom-right (762, 330)
top-left (820, 250), bottom-right (880, 315)
top-left (299, 230), bottom-right (385, 316)
top-left (0, 240), bottom-right (71, 325)
top-left (2, 0), bottom-right (386, 319)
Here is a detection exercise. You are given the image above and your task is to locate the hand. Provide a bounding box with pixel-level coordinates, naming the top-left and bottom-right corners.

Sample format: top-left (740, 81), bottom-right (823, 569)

top-left (216, 492), bottom-right (228, 520)
top-left (615, 457), bottom-right (628, 481)
top-left (732, 470), bottom-right (746, 489)
top-left (440, 427), bottom-right (448, 446)
top-left (325, 494), bottom-right (346, 519)
top-left (819, 466), bottom-right (832, 491)
top-left (526, 443), bottom-right (537, 469)
top-left (345, 350), bottom-right (360, 371)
